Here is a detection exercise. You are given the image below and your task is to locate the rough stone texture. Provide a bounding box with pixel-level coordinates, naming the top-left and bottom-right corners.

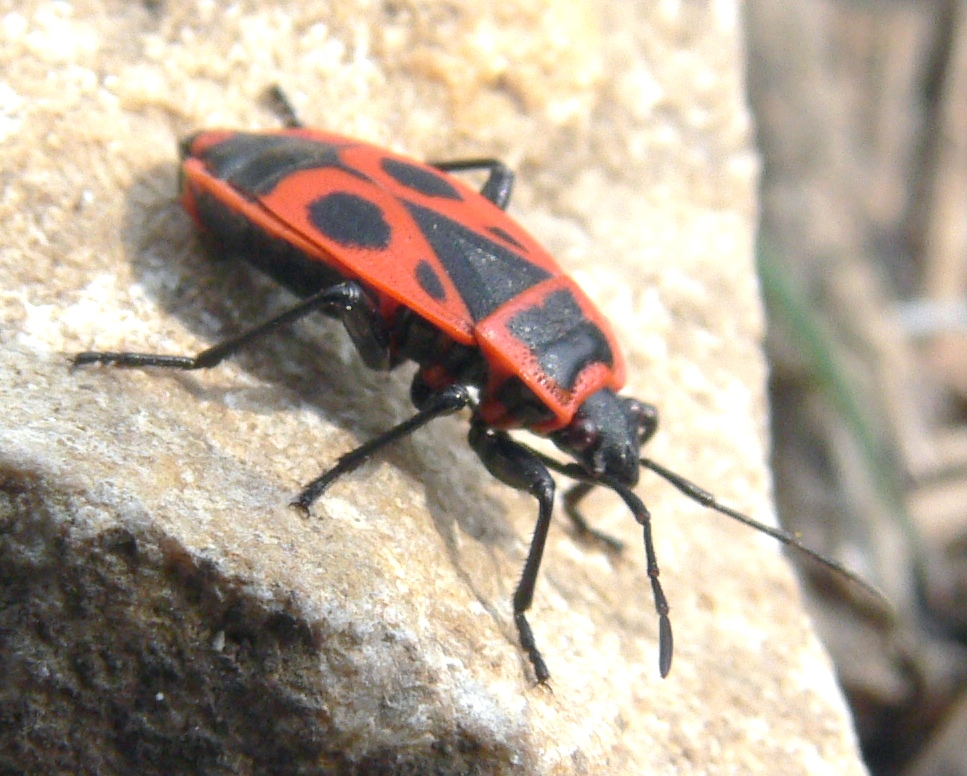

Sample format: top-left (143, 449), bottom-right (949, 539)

top-left (0, 1), bottom-right (867, 774)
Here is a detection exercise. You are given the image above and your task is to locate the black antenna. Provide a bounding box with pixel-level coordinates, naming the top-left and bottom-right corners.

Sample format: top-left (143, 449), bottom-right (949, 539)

top-left (638, 456), bottom-right (889, 605)
top-left (516, 442), bottom-right (891, 678)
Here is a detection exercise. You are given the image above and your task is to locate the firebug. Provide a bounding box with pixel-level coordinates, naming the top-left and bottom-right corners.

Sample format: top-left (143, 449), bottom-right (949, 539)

top-left (75, 88), bottom-right (883, 683)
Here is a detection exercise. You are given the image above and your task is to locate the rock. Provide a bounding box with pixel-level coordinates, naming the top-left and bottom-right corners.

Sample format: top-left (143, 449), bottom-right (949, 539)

top-left (0, 0), bottom-right (867, 773)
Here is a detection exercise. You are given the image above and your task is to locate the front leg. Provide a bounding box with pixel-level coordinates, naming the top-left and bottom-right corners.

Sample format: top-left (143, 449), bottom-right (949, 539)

top-left (468, 421), bottom-right (555, 684)
top-left (563, 482), bottom-right (624, 553)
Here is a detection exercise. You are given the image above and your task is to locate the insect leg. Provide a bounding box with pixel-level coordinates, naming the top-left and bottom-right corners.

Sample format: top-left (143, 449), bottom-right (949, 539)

top-left (322, 282), bottom-right (391, 370)
top-left (430, 159), bottom-right (515, 210)
top-left (500, 443), bottom-right (675, 677)
top-left (563, 482), bottom-right (624, 553)
top-left (265, 84), bottom-right (304, 128)
top-left (468, 422), bottom-right (555, 684)
top-left (292, 384), bottom-right (473, 511)
top-left (74, 280), bottom-right (389, 372)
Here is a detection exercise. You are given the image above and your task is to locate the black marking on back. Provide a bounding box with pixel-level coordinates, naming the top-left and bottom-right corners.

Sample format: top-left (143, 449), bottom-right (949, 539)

top-left (200, 133), bottom-right (366, 196)
top-left (404, 201), bottom-right (551, 321)
top-left (381, 158), bottom-right (463, 200)
top-left (487, 226), bottom-right (524, 249)
top-left (308, 192), bottom-right (392, 250)
top-left (507, 289), bottom-right (614, 391)
top-left (415, 260), bottom-right (447, 301)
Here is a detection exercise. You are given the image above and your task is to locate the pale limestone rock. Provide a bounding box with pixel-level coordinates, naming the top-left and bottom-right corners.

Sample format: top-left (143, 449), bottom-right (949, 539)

top-left (0, 1), bottom-right (867, 773)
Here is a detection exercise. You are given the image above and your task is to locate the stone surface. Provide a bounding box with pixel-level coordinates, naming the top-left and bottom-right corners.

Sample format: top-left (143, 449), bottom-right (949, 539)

top-left (0, 0), bottom-right (867, 774)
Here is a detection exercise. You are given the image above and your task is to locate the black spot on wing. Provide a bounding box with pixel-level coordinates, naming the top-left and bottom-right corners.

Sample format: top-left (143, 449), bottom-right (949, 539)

top-left (197, 133), bottom-right (366, 196)
top-left (415, 260), bottom-right (447, 301)
top-left (416, 261), bottom-right (447, 302)
top-left (507, 289), bottom-right (614, 391)
top-left (308, 192), bottom-right (391, 250)
top-left (487, 226), bottom-right (524, 249)
top-left (381, 158), bottom-right (463, 200)
top-left (404, 201), bottom-right (551, 321)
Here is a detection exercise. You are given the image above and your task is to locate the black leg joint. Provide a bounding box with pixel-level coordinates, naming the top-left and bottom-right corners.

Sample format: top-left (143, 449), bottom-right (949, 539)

top-left (318, 281), bottom-right (390, 370)
top-left (430, 159), bottom-right (515, 210)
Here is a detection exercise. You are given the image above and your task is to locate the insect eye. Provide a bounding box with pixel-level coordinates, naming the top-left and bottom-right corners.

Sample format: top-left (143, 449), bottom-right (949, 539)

top-left (623, 398), bottom-right (658, 443)
top-left (560, 416), bottom-right (599, 452)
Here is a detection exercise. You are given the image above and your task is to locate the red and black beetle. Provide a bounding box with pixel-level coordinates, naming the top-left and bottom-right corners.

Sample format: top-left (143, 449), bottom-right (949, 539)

top-left (75, 90), bottom-right (881, 683)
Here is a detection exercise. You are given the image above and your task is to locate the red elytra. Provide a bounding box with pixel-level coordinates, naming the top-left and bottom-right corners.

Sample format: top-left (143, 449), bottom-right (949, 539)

top-left (76, 94), bottom-right (885, 685)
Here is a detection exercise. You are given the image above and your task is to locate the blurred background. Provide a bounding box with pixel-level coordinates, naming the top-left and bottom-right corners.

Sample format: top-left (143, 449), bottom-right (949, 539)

top-left (744, 1), bottom-right (967, 773)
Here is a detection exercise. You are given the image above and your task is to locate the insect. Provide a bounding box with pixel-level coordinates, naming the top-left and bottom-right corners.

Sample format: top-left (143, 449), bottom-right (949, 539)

top-left (75, 89), bottom-right (883, 684)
